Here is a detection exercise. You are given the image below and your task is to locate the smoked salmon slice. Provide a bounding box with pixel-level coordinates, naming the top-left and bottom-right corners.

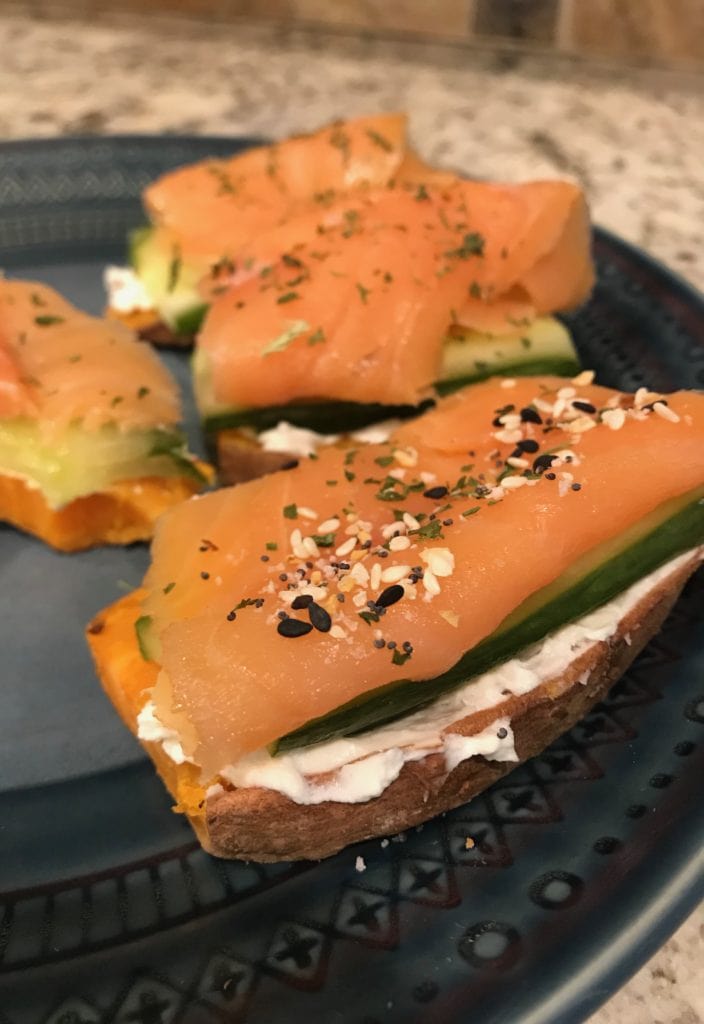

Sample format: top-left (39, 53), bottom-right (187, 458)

top-left (144, 113), bottom-right (410, 260)
top-left (135, 375), bottom-right (704, 778)
top-left (0, 279), bottom-right (179, 435)
top-left (195, 179), bottom-right (593, 413)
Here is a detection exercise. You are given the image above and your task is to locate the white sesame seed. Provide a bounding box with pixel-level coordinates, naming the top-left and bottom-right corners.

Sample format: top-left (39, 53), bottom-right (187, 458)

top-left (533, 397), bottom-right (555, 414)
top-left (389, 534), bottom-right (411, 551)
top-left (318, 517), bottom-right (340, 533)
top-left (394, 446), bottom-right (418, 468)
top-left (280, 584), bottom-right (327, 605)
top-left (421, 547), bottom-right (455, 577)
top-left (330, 625), bottom-right (346, 639)
top-left (381, 564), bottom-right (411, 584)
top-left (297, 506), bottom-right (318, 520)
top-left (558, 472), bottom-right (574, 497)
top-left (290, 528), bottom-right (302, 546)
top-left (350, 562), bottom-right (370, 586)
top-left (403, 512), bottom-right (420, 530)
top-left (506, 456), bottom-right (530, 469)
top-left (499, 413), bottom-right (522, 430)
top-left (572, 369), bottom-right (595, 386)
top-left (381, 521), bottom-right (406, 540)
top-left (601, 408), bottom-right (626, 430)
top-left (552, 398), bottom-right (567, 420)
top-left (399, 579), bottom-right (417, 599)
top-left (389, 467), bottom-right (406, 481)
top-left (554, 448), bottom-right (578, 461)
top-left (558, 386), bottom-right (576, 400)
top-left (569, 416), bottom-right (597, 433)
top-left (653, 401), bottom-right (680, 423)
top-left (422, 569), bottom-right (441, 596)
top-left (352, 590), bottom-right (368, 608)
top-left (500, 378), bottom-right (516, 388)
top-left (502, 475), bottom-right (527, 489)
top-left (494, 428), bottom-right (523, 444)
top-left (419, 471), bottom-right (437, 485)
top-left (335, 536), bottom-right (357, 556)
top-left (303, 536), bottom-right (320, 557)
top-left (488, 486), bottom-right (506, 500)
top-left (370, 562), bottom-right (382, 590)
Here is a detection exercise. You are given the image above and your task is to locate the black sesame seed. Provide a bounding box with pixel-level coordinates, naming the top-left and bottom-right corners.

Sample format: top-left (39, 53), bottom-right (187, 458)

top-left (200, 571), bottom-right (210, 580)
top-left (260, 554), bottom-right (269, 562)
top-left (532, 453), bottom-right (556, 473)
top-left (572, 400), bottom-right (596, 413)
top-left (255, 598), bottom-right (265, 608)
top-left (373, 638), bottom-right (385, 649)
top-left (305, 560), bottom-right (314, 569)
top-left (279, 573), bottom-right (288, 581)
top-left (277, 618), bottom-right (314, 638)
top-left (338, 561), bottom-right (351, 570)
top-left (520, 407), bottom-right (542, 424)
top-left (377, 584), bottom-right (404, 608)
top-left (516, 438), bottom-right (539, 453)
top-left (291, 594), bottom-right (314, 610)
top-left (226, 611), bottom-right (236, 621)
top-left (545, 472), bottom-right (556, 480)
top-left (377, 549), bottom-right (389, 558)
top-left (402, 641), bottom-right (413, 653)
top-left (424, 485), bottom-right (449, 500)
top-left (387, 640), bottom-right (397, 649)
top-left (497, 727), bottom-right (508, 739)
top-left (571, 482), bottom-right (582, 491)
top-left (277, 610), bottom-right (288, 620)
top-left (337, 593), bottom-right (346, 602)
top-left (442, 518), bottom-right (453, 526)
top-left (309, 602), bottom-right (332, 632)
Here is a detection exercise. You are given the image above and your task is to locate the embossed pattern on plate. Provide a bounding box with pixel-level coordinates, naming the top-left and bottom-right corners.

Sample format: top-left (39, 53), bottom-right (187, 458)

top-left (0, 137), bottom-right (702, 1024)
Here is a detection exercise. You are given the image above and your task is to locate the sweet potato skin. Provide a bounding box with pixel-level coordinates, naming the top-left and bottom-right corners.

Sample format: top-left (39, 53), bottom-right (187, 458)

top-left (87, 554), bottom-right (701, 861)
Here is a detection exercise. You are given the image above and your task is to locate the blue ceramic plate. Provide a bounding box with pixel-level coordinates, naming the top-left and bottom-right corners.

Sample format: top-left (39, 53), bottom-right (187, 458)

top-left (0, 137), bottom-right (702, 1024)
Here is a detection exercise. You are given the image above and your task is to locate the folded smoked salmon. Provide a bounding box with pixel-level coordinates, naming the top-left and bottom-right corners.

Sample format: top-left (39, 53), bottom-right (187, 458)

top-left (87, 374), bottom-right (703, 860)
top-left (0, 279), bottom-right (209, 551)
top-left (105, 114), bottom-right (593, 480)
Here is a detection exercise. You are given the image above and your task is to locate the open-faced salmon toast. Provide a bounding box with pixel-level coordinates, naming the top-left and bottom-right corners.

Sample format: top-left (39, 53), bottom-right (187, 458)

top-left (87, 375), bottom-right (704, 860)
top-left (0, 279), bottom-right (210, 551)
top-left (104, 113), bottom-right (593, 482)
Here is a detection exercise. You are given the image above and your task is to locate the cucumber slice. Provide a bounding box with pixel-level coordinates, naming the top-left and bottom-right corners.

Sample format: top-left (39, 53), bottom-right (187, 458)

top-left (129, 227), bottom-right (206, 332)
top-left (272, 488), bottom-right (704, 754)
top-left (0, 420), bottom-right (206, 508)
top-left (195, 317), bottom-right (580, 434)
top-left (437, 317), bottom-right (579, 395)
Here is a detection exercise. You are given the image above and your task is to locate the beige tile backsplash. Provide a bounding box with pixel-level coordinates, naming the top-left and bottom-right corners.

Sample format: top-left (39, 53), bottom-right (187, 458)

top-left (32, 0), bottom-right (704, 66)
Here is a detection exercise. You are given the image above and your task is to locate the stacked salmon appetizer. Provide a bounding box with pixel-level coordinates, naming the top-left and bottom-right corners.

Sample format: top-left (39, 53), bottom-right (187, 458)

top-left (0, 279), bottom-right (208, 550)
top-left (88, 375), bottom-right (704, 860)
top-left (107, 113), bottom-right (594, 482)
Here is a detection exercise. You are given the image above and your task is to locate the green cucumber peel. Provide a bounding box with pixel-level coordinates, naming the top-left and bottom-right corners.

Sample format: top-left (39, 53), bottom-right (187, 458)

top-left (435, 357), bottom-right (581, 396)
top-left (135, 615), bottom-right (154, 661)
top-left (271, 492), bottom-right (704, 755)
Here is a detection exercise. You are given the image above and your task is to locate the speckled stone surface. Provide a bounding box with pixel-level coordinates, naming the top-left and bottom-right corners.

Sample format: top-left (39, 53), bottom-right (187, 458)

top-left (1, 5), bottom-right (703, 290)
top-left (1, 8), bottom-right (702, 1022)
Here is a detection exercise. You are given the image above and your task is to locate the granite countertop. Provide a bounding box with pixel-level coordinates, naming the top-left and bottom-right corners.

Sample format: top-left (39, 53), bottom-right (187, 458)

top-left (1, 7), bottom-right (702, 1023)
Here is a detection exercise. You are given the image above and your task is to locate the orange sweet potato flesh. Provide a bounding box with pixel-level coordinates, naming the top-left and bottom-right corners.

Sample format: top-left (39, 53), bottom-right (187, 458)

top-left (0, 467), bottom-right (210, 552)
top-left (86, 590), bottom-right (208, 825)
